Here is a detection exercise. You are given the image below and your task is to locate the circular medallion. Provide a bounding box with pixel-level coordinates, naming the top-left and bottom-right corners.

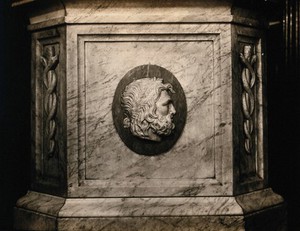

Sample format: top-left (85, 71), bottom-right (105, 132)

top-left (112, 64), bottom-right (187, 156)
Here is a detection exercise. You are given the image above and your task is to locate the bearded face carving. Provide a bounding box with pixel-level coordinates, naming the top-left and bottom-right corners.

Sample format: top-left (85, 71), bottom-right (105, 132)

top-left (112, 64), bottom-right (186, 155)
top-left (121, 77), bottom-right (176, 142)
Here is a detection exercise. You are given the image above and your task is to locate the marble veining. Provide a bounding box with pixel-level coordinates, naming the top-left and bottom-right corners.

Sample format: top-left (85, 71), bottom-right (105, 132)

top-left (57, 216), bottom-right (245, 231)
top-left (14, 1), bottom-right (286, 230)
top-left (236, 188), bottom-right (284, 214)
top-left (59, 197), bottom-right (244, 218)
top-left (82, 38), bottom-right (216, 180)
top-left (16, 191), bottom-right (65, 216)
top-left (63, 23), bottom-right (233, 197)
top-left (15, 189), bottom-right (285, 231)
top-left (63, 0), bottom-right (233, 24)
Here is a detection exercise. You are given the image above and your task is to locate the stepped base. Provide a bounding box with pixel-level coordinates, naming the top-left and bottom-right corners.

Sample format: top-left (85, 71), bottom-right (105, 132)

top-left (14, 188), bottom-right (287, 231)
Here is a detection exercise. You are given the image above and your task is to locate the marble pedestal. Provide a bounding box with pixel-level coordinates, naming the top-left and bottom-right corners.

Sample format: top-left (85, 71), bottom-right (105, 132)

top-left (14, 0), bottom-right (286, 230)
top-left (15, 189), bottom-right (286, 231)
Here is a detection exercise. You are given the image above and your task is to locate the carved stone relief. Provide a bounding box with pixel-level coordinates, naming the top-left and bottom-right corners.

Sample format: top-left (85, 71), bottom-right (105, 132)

top-left (41, 46), bottom-right (59, 158)
top-left (121, 77), bottom-right (176, 142)
top-left (239, 45), bottom-right (257, 155)
top-left (32, 28), bottom-right (65, 192)
top-left (112, 64), bottom-right (187, 155)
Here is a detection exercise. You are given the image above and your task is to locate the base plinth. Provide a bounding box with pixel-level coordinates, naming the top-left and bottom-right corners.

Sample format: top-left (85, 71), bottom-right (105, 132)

top-left (14, 188), bottom-right (286, 231)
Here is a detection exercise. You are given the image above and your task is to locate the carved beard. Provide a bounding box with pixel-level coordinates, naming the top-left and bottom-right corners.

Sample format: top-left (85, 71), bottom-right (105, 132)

top-left (150, 113), bottom-right (175, 137)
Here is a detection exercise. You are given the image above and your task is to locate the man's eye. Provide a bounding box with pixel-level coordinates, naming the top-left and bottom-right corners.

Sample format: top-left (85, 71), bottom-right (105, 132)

top-left (163, 100), bottom-right (171, 106)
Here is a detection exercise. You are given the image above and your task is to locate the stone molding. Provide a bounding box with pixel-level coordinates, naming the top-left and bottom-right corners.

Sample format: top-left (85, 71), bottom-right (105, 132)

top-left (16, 188), bottom-right (283, 218)
top-left (14, 189), bottom-right (285, 230)
top-left (14, 0), bottom-right (265, 31)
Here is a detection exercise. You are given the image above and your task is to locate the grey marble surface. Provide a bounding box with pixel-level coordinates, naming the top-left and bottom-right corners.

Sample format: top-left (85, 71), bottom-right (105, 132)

top-left (26, 0), bottom-right (268, 198)
top-left (83, 39), bottom-right (215, 179)
top-left (25, 0), bottom-right (264, 31)
top-left (15, 189), bottom-right (284, 218)
top-left (16, 191), bottom-right (65, 216)
top-left (14, 1), bottom-right (285, 230)
top-left (57, 216), bottom-right (245, 231)
top-left (14, 189), bottom-right (285, 230)
top-left (59, 197), bottom-right (242, 217)
top-left (27, 0), bottom-right (234, 25)
top-left (64, 24), bottom-right (233, 197)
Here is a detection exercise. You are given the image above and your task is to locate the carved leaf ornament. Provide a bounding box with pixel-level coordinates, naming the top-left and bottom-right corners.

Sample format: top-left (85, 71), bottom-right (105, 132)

top-left (240, 45), bottom-right (256, 154)
top-left (41, 46), bottom-right (59, 158)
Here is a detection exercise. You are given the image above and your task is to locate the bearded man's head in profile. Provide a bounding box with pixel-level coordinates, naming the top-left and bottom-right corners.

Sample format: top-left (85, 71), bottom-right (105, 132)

top-left (121, 77), bottom-right (176, 142)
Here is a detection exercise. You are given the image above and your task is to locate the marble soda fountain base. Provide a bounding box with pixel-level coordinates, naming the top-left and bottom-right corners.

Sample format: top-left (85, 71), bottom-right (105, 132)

top-left (13, 0), bottom-right (286, 230)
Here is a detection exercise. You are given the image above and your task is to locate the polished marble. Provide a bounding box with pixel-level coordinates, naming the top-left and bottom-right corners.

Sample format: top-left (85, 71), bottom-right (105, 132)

top-left (14, 0), bottom-right (286, 230)
top-left (14, 189), bottom-right (285, 231)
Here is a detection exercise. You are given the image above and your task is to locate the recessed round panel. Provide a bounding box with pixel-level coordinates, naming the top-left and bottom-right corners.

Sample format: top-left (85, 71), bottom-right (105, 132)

top-left (112, 64), bottom-right (187, 156)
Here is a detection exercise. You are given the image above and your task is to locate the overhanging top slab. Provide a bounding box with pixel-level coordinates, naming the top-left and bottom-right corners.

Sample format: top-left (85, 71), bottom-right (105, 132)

top-left (12, 0), bottom-right (267, 30)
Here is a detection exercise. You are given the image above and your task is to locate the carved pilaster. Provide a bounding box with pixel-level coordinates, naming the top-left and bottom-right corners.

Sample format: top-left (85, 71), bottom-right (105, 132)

top-left (240, 45), bottom-right (257, 155)
top-left (41, 46), bottom-right (59, 158)
top-left (31, 27), bottom-right (66, 195)
top-left (235, 32), bottom-right (265, 190)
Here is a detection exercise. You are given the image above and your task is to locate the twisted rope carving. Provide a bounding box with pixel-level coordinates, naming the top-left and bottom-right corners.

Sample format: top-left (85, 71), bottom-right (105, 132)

top-left (41, 46), bottom-right (59, 158)
top-left (240, 45), bottom-right (256, 154)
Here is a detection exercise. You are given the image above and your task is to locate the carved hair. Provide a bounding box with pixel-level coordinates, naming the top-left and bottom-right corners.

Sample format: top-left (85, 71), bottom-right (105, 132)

top-left (121, 77), bottom-right (174, 140)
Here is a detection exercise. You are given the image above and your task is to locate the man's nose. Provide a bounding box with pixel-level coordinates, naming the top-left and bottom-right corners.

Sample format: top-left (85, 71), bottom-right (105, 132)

top-left (170, 104), bottom-right (176, 115)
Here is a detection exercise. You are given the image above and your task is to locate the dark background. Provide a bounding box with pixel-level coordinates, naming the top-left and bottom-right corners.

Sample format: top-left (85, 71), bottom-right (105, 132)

top-left (0, 0), bottom-right (299, 230)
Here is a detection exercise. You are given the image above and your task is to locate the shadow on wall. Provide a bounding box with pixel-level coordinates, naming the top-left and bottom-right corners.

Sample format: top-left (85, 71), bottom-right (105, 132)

top-left (0, 1), bottom-right (31, 230)
top-left (266, 0), bottom-right (300, 230)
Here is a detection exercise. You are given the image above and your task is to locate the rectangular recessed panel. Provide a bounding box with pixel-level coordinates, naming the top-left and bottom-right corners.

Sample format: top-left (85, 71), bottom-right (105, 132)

top-left (79, 35), bottom-right (218, 182)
